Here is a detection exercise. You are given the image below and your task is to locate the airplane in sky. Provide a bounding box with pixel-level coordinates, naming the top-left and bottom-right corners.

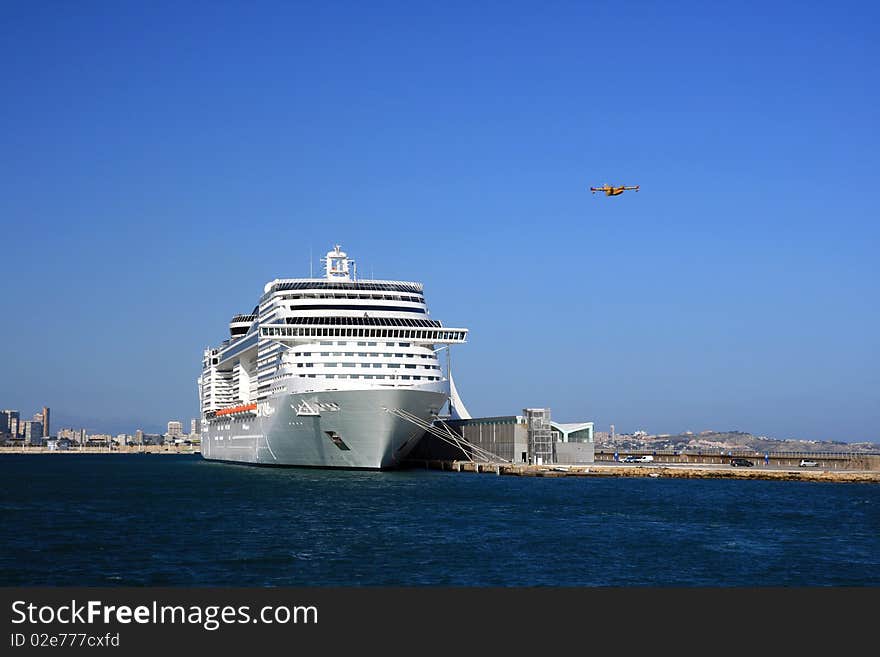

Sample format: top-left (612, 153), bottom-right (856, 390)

top-left (590, 184), bottom-right (639, 196)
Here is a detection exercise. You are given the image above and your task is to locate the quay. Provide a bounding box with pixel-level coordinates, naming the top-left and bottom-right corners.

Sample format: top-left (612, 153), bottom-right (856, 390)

top-left (3, 445), bottom-right (878, 482)
top-left (0, 445), bottom-right (199, 455)
top-left (404, 459), bottom-right (880, 483)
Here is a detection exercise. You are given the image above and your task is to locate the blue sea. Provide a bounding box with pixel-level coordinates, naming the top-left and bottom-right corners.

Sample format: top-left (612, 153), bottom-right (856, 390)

top-left (1, 454), bottom-right (878, 586)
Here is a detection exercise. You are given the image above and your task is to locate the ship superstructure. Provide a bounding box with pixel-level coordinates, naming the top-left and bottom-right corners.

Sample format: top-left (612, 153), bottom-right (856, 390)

top-left (198, 245), bottom-right (469, 468)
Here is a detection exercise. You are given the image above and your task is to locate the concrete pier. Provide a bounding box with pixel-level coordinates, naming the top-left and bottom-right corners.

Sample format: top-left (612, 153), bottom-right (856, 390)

top-left (404, 459), bottom-right (880, 483)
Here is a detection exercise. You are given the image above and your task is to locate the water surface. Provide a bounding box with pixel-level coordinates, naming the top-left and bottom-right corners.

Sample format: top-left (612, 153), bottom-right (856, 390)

top-left (1, 454), bottom-right (877, 586)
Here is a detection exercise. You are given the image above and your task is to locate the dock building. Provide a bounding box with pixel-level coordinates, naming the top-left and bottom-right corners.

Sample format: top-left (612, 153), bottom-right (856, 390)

top-left (413, 408), bottom-right (594, 465)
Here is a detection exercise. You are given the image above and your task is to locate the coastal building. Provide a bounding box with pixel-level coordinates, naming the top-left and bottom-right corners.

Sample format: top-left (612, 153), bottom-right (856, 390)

top-left (135, 429), bottom-right (144, 444)
top-left (24, 420), bottom-right (43, 445)
top-left (551, 421), bottom-right (595, 464)
top-left (167, 421), bottom-right (182, 439)
top-left (142, 433), bottom-right (162, 445)
top-left (57, 428), bottom-right (86, 445)
top-left (42, 406), bottom-right (50, 437)
top-left (444, 415), bottom-right (530, 463)
top-left (86, 433), bottom-right (112, 447)
top-left (190, 418), bottom-right (201, 436)
top-left (437, 408), bottom-right (595, 465)
top-left (3, 410), bottom-right (19, 439)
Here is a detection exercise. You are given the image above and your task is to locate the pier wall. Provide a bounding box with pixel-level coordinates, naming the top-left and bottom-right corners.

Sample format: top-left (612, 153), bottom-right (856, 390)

top-left (0, 445), bottom-right (199, 455)
top-left (404, 459), bottom-right (880, 483)
top-left (595, 451), bottom-right (880, 471)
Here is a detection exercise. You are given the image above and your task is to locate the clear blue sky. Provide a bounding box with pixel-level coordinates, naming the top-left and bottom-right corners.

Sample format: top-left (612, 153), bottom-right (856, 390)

top-left (1, 1), bottom-right (877, 441)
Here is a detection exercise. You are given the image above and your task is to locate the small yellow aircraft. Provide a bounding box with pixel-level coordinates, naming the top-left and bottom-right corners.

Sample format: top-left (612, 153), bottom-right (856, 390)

top-left (590, 184), bottom-right (639, 196)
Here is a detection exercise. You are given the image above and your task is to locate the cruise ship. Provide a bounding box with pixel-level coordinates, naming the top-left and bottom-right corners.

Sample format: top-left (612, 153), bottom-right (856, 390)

top-left (198, 245), bottom-right (469, 469)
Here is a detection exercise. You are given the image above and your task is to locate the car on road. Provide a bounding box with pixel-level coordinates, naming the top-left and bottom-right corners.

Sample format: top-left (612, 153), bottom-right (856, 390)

top-left (621, 455), bottom-right (654, 463)
top-left (799, 459), bottom-right (820, 467)
top-left (730, 458), bottom-right (754, 467)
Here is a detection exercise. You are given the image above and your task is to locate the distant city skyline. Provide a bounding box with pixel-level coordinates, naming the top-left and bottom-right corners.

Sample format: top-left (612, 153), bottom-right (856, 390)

top-left (2, 401), bottom-right (875, 446)
top-left (1, 404), bottom-right (203, 441)
top-left (1, 3), bottom-right (877, 442)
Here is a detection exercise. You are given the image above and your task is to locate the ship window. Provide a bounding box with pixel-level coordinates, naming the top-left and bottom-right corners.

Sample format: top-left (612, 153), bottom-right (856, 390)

top-left (402, 375), bottom-right (410, 380)
top-left (373, 363), bottom-right (382, 368)
top-left (399, 343), bottom-right (411, 347)
top-left (306, 363), bottom-right (313, 367)
top-left (405, 364), bottom-right (416, 369)
top-left (320, 341), bottom-right (332, 345)
top-left (388, 364), bottom-right (400, 369)
top-left (368, 342), bottom-right (377, 346)
top-left (414, 376), bottom-right (421, 380)
top-left (320, 352), bottom-right (329, 356)
top-left (361, 363), bottom-right (370, 368)
top-left (337, 341), bottom-right (346, 345)
top-left (357, 342), bottom-right (366, 346)
top-left (343, 363), bottom-right (355, 368)
top-left (326, 375), bottom-right (336, 379)
top-left (364, 375), bottom-right (373, 379)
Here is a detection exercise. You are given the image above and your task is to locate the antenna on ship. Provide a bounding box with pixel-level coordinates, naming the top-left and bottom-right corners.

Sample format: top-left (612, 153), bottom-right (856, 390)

top-left (309, 245), bottom-right (313, 278)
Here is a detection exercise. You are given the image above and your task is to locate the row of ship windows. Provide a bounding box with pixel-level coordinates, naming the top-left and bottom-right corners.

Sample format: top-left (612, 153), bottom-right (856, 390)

top-left (262, 326), bottom-right (463, 340)
top-left (281, 293), bottom-right (425, 303)
top-left (288, 304), bottom-right (426, 314)
top-left (294, 374), bottom-right (440, 381)
top-left (320, 341), bottom-right (411, 347)
top-left (296, 352), bottom-right (433, 359)
top-left (296, 363), bottom-right (441, 369)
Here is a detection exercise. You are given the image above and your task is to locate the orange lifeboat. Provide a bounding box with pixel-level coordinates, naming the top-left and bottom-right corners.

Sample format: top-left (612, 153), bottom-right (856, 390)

top-left (215, 403), bottom-right (257, 417)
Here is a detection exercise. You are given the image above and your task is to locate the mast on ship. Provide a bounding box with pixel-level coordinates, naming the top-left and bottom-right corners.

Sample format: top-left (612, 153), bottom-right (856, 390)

top-left (322, 245), bottom-right (356, 281)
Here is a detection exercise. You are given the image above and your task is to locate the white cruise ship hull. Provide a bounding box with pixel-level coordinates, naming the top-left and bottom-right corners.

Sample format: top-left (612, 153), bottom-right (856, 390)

top-left (200, 386), bottom-right (446, 469)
